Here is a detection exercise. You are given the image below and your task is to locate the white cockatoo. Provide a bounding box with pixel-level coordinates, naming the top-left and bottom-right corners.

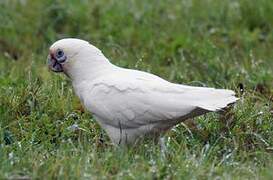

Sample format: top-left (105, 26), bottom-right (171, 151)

top-left (48, 38), bottom-right (238, 145)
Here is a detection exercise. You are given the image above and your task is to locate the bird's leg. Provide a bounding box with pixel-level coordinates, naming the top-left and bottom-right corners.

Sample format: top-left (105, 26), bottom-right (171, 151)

top-left (159, 136), bottom-right (167, 160)
top-left (118, 121), bottom-right (122, 145)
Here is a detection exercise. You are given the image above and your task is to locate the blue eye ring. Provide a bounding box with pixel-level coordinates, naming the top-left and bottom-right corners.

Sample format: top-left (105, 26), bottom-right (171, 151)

top-left (55, 49), bottom-right (66, 63)
top-left (56, 49), bottom-right (64, 58)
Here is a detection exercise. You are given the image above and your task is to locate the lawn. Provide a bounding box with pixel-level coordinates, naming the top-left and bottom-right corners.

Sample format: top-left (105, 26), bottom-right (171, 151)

top-left (0, 0), bottom-right (272, 179)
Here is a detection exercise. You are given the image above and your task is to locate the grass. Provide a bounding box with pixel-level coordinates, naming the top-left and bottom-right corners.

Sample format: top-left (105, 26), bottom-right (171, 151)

top-left (0, 0), bottom-right (273, 179)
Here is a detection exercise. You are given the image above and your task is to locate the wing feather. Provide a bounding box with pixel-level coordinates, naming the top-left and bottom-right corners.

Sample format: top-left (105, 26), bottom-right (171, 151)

top-left (84, 71), bottom-right (199, 128)
top-left (82, 69), bottom-right (237, 129)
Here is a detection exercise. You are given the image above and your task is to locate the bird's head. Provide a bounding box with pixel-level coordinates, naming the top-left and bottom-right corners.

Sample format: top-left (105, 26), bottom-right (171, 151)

top-left (48, 38), bottom-right (109, 79)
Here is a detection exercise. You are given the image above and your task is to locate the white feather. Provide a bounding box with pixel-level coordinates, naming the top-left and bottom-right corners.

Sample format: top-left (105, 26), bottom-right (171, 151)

top-left (50, 38), bottom-right (239, 145)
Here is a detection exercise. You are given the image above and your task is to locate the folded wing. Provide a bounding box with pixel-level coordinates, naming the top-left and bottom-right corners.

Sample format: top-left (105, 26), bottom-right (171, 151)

top-left (85, 69), bottom-right (238, 129)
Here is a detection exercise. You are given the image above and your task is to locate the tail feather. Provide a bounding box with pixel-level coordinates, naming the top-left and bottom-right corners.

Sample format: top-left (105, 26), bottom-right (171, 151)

top-left (195, 89), bottom-right (239, 111)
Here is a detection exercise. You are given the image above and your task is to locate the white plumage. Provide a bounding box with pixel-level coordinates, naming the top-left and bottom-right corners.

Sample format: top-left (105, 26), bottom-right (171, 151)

top-left (48, 38), bottom-right (238, 145)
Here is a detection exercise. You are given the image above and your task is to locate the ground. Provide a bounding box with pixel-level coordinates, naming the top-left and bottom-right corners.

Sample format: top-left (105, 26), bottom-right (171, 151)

top-left (0, 0), bottom-right (272, 179)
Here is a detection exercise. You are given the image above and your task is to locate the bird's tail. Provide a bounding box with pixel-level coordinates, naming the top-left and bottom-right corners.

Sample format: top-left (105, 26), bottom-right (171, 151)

top-left (193, 88), bottom-right (239, 111)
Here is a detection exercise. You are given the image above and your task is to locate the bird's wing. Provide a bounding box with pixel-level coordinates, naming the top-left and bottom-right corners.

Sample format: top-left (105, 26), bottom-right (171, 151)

top-left (84, 69), bottom-right (237, 129)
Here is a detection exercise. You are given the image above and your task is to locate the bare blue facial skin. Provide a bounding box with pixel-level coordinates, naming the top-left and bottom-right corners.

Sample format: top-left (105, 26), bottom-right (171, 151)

top-left (48, 49), bottom-right (66, 72)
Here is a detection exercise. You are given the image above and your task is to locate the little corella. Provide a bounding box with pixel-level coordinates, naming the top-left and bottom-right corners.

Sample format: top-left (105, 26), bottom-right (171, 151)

top-left (48, 38), bottom-right (238, 145)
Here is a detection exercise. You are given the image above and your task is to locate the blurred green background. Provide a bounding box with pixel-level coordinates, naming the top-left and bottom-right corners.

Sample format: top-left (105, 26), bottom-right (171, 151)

top-left (0, 0), bottom-right (272, 179)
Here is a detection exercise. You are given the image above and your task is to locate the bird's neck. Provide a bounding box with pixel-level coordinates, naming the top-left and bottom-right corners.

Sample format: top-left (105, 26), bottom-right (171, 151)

top-left (65, 52), bottom-right (116, 84)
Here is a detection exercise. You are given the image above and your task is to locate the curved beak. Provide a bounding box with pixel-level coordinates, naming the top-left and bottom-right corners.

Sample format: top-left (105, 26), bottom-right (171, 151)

top-left (48, 52), bottom-right (63, 73)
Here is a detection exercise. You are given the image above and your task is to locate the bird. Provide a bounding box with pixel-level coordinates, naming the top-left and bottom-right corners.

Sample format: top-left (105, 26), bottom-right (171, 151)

top-left (48, 38), bottom-right (238, 145)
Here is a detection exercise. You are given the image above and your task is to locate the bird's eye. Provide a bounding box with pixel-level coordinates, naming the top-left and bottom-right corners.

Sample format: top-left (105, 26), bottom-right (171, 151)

top-left (56, 49), bottom-right (64, 58)
top-left (55, 49), bottom-right (66, 63)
